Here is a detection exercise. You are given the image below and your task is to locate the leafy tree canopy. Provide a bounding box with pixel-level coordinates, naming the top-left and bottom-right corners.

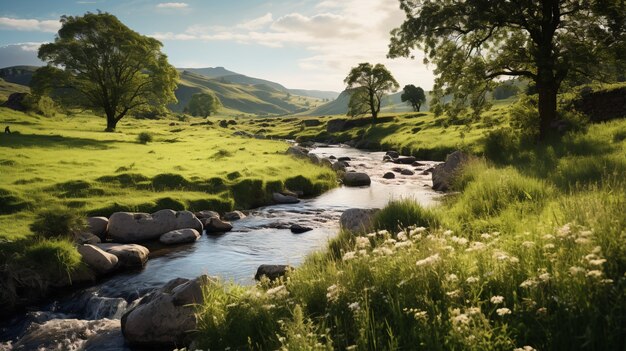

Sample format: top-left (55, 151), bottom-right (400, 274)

top-left (32, 12), bottom-right (178, 131)
top-left (401, 84), bottom-right (426, 111)
top-left (187, 92), bottom-right (221, 117)
top-left (389, 0), bottom-right (626, 139)
top-left (344, 63), bottom-right (399, 121)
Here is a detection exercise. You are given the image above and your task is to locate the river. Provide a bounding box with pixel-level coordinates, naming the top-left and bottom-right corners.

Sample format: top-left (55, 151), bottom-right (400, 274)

top-left (0, 146), bottom-right (441, 350)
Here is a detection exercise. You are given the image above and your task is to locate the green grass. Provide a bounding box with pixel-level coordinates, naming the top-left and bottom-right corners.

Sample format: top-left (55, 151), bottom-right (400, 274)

top-left (0, 107), bottom-right (336, 315)
top-left (193, 111), bottom-right (626, 350)
top-left (0, 107), bottom-right (336, 239)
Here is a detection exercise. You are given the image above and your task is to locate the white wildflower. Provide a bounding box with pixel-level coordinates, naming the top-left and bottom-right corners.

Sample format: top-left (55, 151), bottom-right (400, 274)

top-left (601, 279), bottom-right (614, 285)
top-left (579, 230), bottom-right (593, 237)
top-left (384, 238), bottom-right (397, 245)
top-left (355, 236), bottom-right (370, 249)
top-left (452, 313), bottom-right (469, 325)
top-left (395, 241), bottom-right (413, 249)
top-left (466, 241), bottom-right (486, 252)
top-left (575, 237), bottom-right (591, 244)
top-left (326, 284), bottom-right (340, 302)
top-left (509, 256), bottom-right (520, 264)
top-left (480, 233), bottom-right (492, 240)
top-left (539, 272), bottom-right (551, 282)
top-left (543, 234), bottom-right (555, 240)
top-left (466, 276), bottom-right (479, 284)
top-left (358, 249), bottom-right (368, 256)
top-left (416, 253), bottom-right (440, 266)
top-left (443, 229), bottom-right (454, 236)
top-left (490, 295), bottom-right (504, 304)
top-left (491, 231), bottom-right (500, 236)
top-left (266, 285), bottom-right (288, 297)
top-left (557, 223), bottom-right (571, 237)
top-left (451, 236), bottom-right (468, 245)
top-left (592, 246), bottom-right (602, 254)
top-left (397, 232), bottom-right (408, 241)
top-left (514, 346), bottom-right (537, 351)
top-left (409, 227), bottom-right (427, 236)
top-left (366, 232), bottom-right (377, 238)
top-left (496, 307), bottom-right (511, 316)
top-left (586, 270), bottom-right (603, 278)
top-left (467, 306), bottom-right (481, 315)
top-left (569, 266), bottom-right (585, 275)
top-left (543, 243), bottom-right (555, 250)
top-left (446, 289), bottom-right (461, 298)
top-left (520, 279), bottom-right (537, 288)
top-left (589, 258), bottom-right (606, 266)
top-left (446, 273), bottom-right (459, 282)
top-left (413, 310), bottom-right (428, 321)
top-left (522, 241), bottom-right (535, 248)
top-left (377, 230), bottom-right (389, 236)
top-left (348, 302), bottom-right (360, 312)
top-left (342, 251), bottom-right (357, 261)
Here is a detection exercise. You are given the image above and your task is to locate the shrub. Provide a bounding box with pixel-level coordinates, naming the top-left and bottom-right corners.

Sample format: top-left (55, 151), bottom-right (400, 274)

top-left (373, 198), bottom-right (440, 233)
top-left (24, 94), bottom-right (57, 117)
top-left (30, 206), bottom-right (86, 239)
top-left (509, 95), bottom-right (540, 140)
top-left (137, 132), bottom-right (153, 144)
top-left (154, 197), bottom-right (185, 211)
top-left (231, 178), bottom-right (265, 208)
top-left (151, 173), bottom-right (190, 190)
top-left (0, 188), bottom-right (30, 214)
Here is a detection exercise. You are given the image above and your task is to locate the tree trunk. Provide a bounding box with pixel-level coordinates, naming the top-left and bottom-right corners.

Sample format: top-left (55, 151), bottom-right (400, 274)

top-left (536, 67), bottom-right (558, 141)
top-left (105, 114), bottom-right (117, 132)
top-left (369, 90), bottom-right (377, 123)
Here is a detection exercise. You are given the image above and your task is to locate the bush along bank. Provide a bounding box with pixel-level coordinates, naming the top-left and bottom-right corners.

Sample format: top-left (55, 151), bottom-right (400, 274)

top-left (190, 121), bottom-right (626, 350)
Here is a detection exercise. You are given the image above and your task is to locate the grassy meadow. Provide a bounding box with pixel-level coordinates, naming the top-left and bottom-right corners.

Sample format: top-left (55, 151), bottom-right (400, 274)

top-left (191, 96), bottom-right (626, 350)
top-left (0, 107), bottom-right (336, 312)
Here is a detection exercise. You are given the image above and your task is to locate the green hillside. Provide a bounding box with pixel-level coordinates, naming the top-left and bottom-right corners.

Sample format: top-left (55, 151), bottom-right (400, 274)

top-left (0, 78), bottom-right (29, 102)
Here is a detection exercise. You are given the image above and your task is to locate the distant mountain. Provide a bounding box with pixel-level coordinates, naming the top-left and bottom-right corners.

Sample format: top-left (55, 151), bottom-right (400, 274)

top-left (0, 65), bottom-right (39, 86)
top-left (302, 89), bottom-right (426, 116)
top-left (181, 67), bottom-right (340, 101)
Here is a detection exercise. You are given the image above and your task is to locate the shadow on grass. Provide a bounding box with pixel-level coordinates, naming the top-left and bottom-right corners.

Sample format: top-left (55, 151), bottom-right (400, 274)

top-left (0, 133), bottom-right (113, 150)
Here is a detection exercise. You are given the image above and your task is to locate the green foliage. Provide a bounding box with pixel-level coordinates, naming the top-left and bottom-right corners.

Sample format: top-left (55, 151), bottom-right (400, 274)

top-left (29, 206), bottom-right (86, 239)
top-left (400, 84), bottom-right (426, 112)
top-left (32, 12), bottom-right (178, 131)
top-left (187, 92), bottom-right (221, 117)
top-left (344, 63), bottom-right (399, 120)
top-left (388, 0), bottom-right (625, 139)
top-left (151, 173), bottom-right (190, 190)
top-left (509, 95), bottom-right (540, 141)
top-left (137, 132), bottom-right (153, 144)
top-left (23, 94), bottom-right (57, 117)
top-left (231, 178), bottom-right (265, 209)
top-left (373, 198), bottom-right (440, 233)
top-left (23, 239), bottom-right (82, 278)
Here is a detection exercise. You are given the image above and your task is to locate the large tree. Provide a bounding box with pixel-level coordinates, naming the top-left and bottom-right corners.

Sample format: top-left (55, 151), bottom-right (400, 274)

top-left (32, 12), bottom-right (178, 131)
top-left (344, 63), bottom-right (399, 121)
top-left (187, 92), bottom-right (221, 117)
top-left (401, 84), bottom-right (426, 111)
top-left (388, 0), bottom-right (626, 140)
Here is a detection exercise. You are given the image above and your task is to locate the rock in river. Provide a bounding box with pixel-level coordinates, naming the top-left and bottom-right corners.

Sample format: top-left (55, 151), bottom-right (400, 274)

top-left (159, 228), bottom-right (200, 245)
top-left (255, 264), bottom-right (293, 281)
top-left (383, 172), bottom-right (395, 179)
top-left (204, 217), bottom-right (233, 233)
top-left (290, 224), bottom-right (313, 234)
top-left (95, 243), bottom-right (149, 268)
top-left (340, 208), bottom-right (379, 233)
top-left (272, 192), bottom-right (300, 204)
top-left (107, 210), bottom-right (202, 243)
top-left (432, 150), bottom-right (470, 191)
top-left (87, 216), bottom-right (108, 238)
top-left (77, 244), bottom-right (118, 274)
top-left (393, 156), bottom-right (417, 164)
top-left (223, 210), bottom-right (246, 221)
top-left (122, 275), bottom-right (211, 347)
top-left (343, 172), bottom-right (371, 186)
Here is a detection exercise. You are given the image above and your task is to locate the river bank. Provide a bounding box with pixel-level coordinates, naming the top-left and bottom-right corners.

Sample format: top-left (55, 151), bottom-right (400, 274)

top-left (0, 146), bottom-right (442, 350)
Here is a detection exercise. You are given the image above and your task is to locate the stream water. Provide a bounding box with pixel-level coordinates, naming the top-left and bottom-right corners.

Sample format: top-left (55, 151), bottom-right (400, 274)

top-left (0, 146), bottom-right (441, 350)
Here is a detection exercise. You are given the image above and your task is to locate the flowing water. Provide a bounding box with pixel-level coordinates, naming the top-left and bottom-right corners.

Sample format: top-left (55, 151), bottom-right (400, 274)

top-left (0, 146), bottom-right (442, 350)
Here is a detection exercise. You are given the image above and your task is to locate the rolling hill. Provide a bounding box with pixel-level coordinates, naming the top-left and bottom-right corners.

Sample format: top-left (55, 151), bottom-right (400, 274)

top-left (302, 89), bottom-right (427, 116)
top-left (0, 65), bottom-right (336, 116)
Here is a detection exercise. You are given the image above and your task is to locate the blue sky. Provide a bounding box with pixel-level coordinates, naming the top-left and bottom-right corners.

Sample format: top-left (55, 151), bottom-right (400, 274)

top-left (0, 0), bottom-right (434, 91)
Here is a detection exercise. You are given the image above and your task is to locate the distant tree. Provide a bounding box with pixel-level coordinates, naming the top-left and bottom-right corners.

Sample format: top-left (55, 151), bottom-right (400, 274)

top-left (347, 87), bottom-right (371, 117)
top-left (187, 92), bottom-right (221, 117)
top-left (401, 84), bottom-right (426, 111)
top-left (31, 12), bottom-right (178, 131)
top-left (344, 63), bottom-right (399, 122)
top-left (389, 0), bottom-right (626, 140)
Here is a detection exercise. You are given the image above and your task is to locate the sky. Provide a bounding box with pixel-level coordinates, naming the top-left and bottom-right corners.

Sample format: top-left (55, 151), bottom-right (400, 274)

top-left (0, 0), bottom-right (435, 92)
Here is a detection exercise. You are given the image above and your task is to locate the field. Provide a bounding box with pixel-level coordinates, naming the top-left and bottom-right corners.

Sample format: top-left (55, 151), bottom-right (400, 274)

top-left (191, 99), bottom-right (626, 350)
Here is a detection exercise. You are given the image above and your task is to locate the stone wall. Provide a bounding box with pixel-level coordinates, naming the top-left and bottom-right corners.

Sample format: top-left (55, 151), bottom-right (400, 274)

top-left (573, 86), bottom-right (626, 122)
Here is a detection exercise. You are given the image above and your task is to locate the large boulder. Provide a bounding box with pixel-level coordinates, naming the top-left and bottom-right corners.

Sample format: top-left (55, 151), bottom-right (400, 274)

top-left (432, 150), bottom-right (470, 191)
top-left (326, 119), bottom-right (347, 133)
top-left (159, 228), bottom-right (200, 245)
top-left (255, 264), bottom-right (293, 281)
top-left (96, 243), bottom-right (149, 268)
top-left (121, 276), bottom-right (210, 347)
top-left (343, 172), bottom-right (371, 186)
top-left (272, 192), bottom-right (300, 204)
top-left (223, 210), bottom-right (246, 221)
top-left (76, 232), bottom-right (102, 245)
top-left (385, 150), bottom-right (400, 159)
top-left (332, 161), bottom-right (348, 172)
top-left (107, 210), bottom-right (202, 243)
top-left (87, 216), bottom-right (109, 238)
top-left (308, 153), bottom-right (320, 164)
top-left (340, 208), bottom-right (380, 233)
top-left (1, 92), bottom-right (28, 111)
top-left (77, 244), bottom-right (118, 274)
top-left (195, 210), bottom-right (219, 220)
top-left (394, 156), bottom-right (417, 165)
top-left (203, 217), bottom-right (233, 233)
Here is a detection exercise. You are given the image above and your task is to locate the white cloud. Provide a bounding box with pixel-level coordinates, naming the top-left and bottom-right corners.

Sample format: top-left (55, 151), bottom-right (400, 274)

top-left (0, 17), bottom-right (60, 33)
top-left (237, 13), bottom-right (273, 31)
top-left (16, 42), bottom-right (45, 52)
top-left (156, 2), bottom-right (189, 9)
top-left (150, 0), bottom-right (433, 90)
